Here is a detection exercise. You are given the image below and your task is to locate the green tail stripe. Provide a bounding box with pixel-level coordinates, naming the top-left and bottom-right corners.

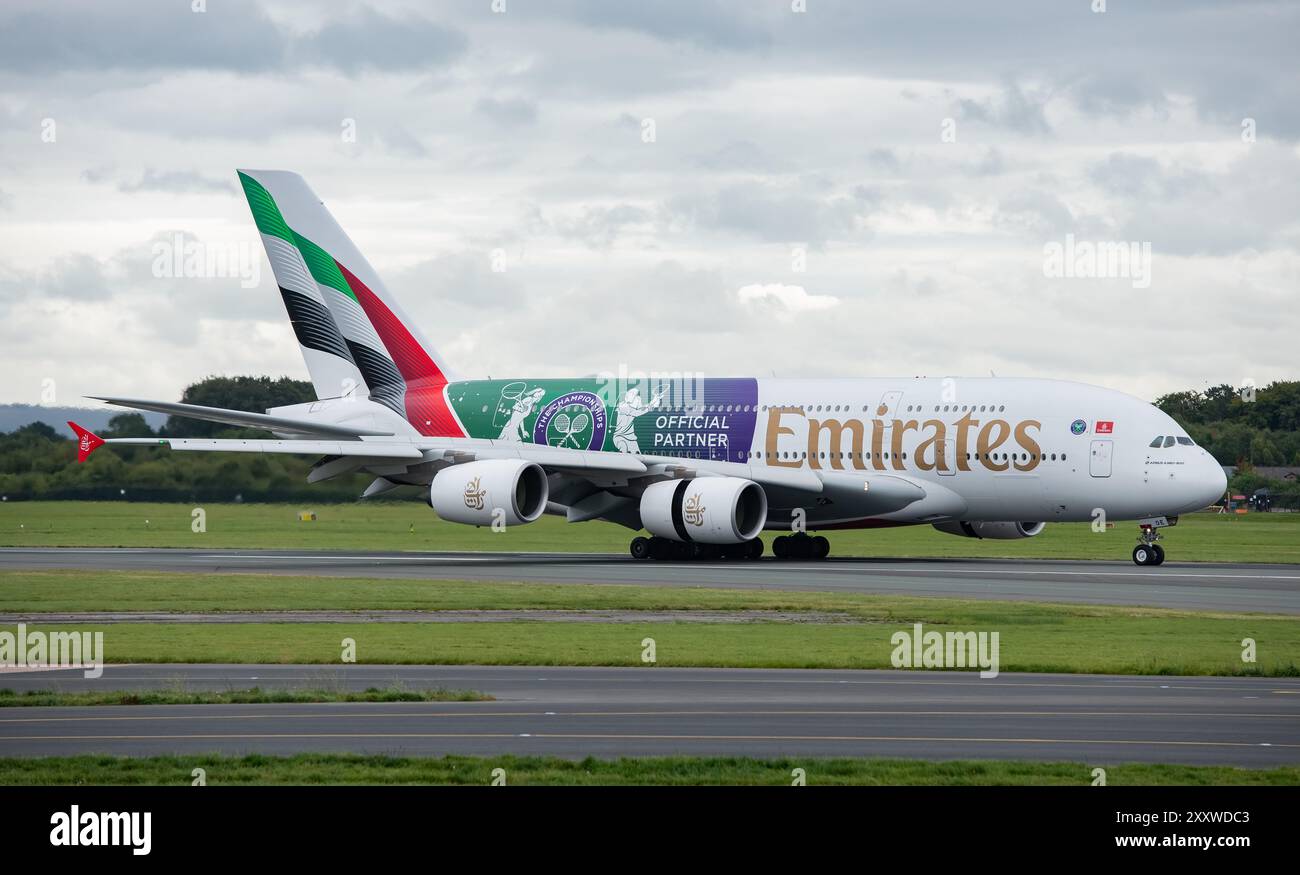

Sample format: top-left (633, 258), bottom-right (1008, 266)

top-left (294, 231), bottom-right (357, 301)
top-left (237, 171), bottom-right (294, 243)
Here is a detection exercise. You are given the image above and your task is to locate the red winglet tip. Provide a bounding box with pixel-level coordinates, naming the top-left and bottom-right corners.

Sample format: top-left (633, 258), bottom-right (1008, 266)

top-left (67, 421), bottom-right (105, 463)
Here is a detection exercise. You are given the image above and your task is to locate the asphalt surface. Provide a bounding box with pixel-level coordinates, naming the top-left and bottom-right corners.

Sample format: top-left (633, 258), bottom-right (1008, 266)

top-left (4, 548), bottom-right (1300, 613)
top-left (1, 665), bottom-right (1297, 766)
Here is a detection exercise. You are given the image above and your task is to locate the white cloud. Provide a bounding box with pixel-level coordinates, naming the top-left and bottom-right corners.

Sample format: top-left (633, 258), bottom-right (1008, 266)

top-left (736, 283), bottom-right (838, 320)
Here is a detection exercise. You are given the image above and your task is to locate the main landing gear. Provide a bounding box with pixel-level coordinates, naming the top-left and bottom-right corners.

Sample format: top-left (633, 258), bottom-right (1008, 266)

top-left (772, 532), bottom-right (830, 561)
top-left (1132, 524), bottom-right (1166, 566)
top-left (629, 536), bottom-right (764, 561)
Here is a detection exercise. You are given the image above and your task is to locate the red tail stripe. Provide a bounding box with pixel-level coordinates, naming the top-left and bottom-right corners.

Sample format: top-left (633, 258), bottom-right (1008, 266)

top-left (335, 261), bottom-right (463, 437)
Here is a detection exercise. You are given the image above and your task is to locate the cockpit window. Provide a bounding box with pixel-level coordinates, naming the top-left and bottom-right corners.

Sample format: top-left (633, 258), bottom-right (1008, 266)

top-left (1163, 436), bottom-right (1176, 448)
top-left (1149, 436), bottom-right (1164, 448)
top-left (1176, 436), bottom-right (1194, 446)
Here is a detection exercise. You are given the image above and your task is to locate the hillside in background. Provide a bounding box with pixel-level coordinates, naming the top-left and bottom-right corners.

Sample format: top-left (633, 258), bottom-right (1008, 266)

top-left (0, 406), bottom-right (166, 439)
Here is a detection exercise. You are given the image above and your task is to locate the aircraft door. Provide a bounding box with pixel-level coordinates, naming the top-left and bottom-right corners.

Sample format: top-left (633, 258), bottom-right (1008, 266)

top-left (1089, 439), bottom-right (1112, 478)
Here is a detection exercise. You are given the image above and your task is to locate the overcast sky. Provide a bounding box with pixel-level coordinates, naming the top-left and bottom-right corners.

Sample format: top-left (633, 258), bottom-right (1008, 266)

top-left (2, 0), bottom-right (1296, 409)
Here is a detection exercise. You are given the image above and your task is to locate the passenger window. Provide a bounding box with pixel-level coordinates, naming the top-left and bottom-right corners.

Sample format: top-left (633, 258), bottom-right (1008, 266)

top-left (1149, 437), bottom-right (1164, 448)
top-left (1163, 436), bottom-right (1175, 448)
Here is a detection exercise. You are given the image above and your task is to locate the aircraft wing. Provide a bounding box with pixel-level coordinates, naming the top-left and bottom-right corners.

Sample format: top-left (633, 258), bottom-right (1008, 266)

top-left (68, 423), bottom-right (927, 518)
top-left (88, 396), bottom-right (395, 439)
top-left (98, 436), bottom-right (424, 460)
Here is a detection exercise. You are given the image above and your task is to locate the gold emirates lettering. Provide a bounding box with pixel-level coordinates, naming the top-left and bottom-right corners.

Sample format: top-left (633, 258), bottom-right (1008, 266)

top-left (767, 409), bottom-right (1043, 473)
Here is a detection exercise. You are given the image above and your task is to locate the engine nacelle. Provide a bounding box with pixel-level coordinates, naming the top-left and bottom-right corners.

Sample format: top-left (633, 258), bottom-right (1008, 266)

top-left (932, 521), bottom-right (1046, 540)
top-left (429, 459), bottom-right (549, 527)
top-left (640, 477), bottom-right (767, 544)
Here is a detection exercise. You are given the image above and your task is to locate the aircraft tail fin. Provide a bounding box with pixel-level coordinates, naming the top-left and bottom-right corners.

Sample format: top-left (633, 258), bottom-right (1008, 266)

top-left (236, 169), bottom-right (462, 437)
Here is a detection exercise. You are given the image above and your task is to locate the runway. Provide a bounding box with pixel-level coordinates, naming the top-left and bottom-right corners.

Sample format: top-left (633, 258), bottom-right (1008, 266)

top-left (1, 665), bottom-right (1297, 766)
top-left (5, 548), bottom-right (1300, 613)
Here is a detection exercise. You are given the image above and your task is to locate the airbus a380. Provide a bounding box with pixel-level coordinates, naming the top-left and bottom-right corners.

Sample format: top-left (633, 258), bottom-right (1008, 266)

top-left (69, 170), bottom-right (1227, 565)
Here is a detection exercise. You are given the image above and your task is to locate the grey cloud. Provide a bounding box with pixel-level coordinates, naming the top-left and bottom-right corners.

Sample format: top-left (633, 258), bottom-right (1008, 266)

top-left (375, 127), bottom-right (428, 158)
top-left (1088, 153), bottom-right (1213, 200)
top-left (994, 191), bottom-right (1088, 238)
top-left (694, 141), bottom-right (790, 173)
top-left (34, 254), bottom-right (112, 302)
top-left (0, 0), bottom-right (285, 73)
top-left (296, 7), bottom-right (466, 74)
top-left (955, 82), bottom-right (1052, 136)
top-left (118, 169), bottom-right (235, 194)
top-left (666, 182), bottom-right (871, 246)
top-left (866, 149), bottom-right (901, 174)
top-left (388, 252), bottom-right (524, 312)
top-left (553, 205), bottom-right (654, 248)
top-left (475, 97), bottom-right (539, 126)
top-left (568, 0), bottom-right (771, 50)
top-left (0, 0), bottom-right (466, 76)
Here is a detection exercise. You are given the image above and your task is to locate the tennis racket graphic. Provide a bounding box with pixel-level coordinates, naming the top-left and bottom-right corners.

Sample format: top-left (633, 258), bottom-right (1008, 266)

top-left (553, 411), bottom-right (591, 448)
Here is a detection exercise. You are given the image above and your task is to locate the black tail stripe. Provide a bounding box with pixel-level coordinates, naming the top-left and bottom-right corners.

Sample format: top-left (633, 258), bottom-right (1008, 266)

top-left (279, 288), bottom-right (354, 363)
top-left (346, 341), bottom-right (406, 416)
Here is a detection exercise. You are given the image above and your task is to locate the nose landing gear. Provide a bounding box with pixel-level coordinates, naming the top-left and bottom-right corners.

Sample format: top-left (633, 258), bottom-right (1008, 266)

top-left (1132, 524), bottom-right (1166, 566)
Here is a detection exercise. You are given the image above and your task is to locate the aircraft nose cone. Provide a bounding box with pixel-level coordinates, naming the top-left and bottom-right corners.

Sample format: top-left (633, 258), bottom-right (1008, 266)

top-left (1203, 457), bottom-right (1228, 507)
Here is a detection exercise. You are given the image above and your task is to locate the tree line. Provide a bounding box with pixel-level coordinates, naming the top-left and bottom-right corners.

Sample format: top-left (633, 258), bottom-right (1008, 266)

top-left (1155, 381), bottom-right (1300, 487)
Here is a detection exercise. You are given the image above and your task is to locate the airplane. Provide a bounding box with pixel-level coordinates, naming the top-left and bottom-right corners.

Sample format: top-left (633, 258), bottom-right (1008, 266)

top-left (68, 169), bottom-right (1227, 566)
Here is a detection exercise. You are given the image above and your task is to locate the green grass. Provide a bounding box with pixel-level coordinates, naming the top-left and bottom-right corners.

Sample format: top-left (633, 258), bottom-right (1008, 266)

top-left (2, 571), bottom-right (1297, 674)
top-left (0, 753), bottom-right (1294, 785)
top-left (0, 686), bottom-right (489, 707)
top-left (3, 501), bottom-right (1299, 563)
top-left (3, 571), bottom-right (1298, 675)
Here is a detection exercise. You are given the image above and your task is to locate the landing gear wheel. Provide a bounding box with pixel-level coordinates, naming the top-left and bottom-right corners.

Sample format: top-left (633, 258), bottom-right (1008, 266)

top-left (773, 535), bottom-right (790, 559)
top-left (746, 538), bottom-right (764, 560)
top-left (811, 536), bottom-right (830, 560)
top-left (1151, 544), bottom-right (1165, 566)
top-left (630, 537), bottom-right (651, 561)
top-left (1132, 545), bottom-right (1153, 566)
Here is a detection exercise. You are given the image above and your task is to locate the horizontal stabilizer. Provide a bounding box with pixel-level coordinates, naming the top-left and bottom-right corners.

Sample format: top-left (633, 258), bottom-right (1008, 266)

top-left (89, 396), bottom-right (394, 439)
top-left (104, 437), bottom-right (423, 458)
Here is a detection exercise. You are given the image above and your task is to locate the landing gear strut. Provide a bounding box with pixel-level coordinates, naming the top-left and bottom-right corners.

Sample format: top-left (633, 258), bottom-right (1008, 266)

top-left (629, 536), bottom-right (764, 561)
top-left (772, 532), bottom-right (830, 561)
top-left (1132, 525), bottom-right (1166, 566)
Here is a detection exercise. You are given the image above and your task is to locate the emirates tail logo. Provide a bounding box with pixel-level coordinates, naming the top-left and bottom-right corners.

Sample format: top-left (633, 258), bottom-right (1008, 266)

top-left (463, 476), bottom-right (487, 510)
top-left (683, 492), bottom-right (706, 526)
top-left (79, 435), bottom-right (92, 454)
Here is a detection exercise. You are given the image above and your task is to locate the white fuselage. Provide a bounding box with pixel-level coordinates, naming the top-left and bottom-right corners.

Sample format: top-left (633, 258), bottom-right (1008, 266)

top-left (742, 377), bottom-right (1225, 526)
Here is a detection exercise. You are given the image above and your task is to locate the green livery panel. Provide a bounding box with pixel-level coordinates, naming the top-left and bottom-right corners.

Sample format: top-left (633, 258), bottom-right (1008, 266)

top-left (446, 378), bottom-right (760, 462)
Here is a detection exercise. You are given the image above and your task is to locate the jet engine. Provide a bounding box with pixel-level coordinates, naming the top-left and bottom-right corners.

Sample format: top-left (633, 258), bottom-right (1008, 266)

top-left (932, 521), bottom-right (1046, 540)
top-left (429, 459), bottom-right (549, 526)
top-left (640, 477), bottom-right (767, 544)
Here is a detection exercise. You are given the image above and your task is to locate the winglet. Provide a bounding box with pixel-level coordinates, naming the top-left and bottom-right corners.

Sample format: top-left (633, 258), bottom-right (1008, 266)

top-left (67, 421), bottom-right (105, 463)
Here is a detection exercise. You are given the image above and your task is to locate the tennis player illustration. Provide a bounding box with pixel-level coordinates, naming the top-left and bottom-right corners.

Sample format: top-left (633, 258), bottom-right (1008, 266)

top-left (613, 386), bottom-right (664, 453)
top-left (497, 386), bottom-right (546, 442)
